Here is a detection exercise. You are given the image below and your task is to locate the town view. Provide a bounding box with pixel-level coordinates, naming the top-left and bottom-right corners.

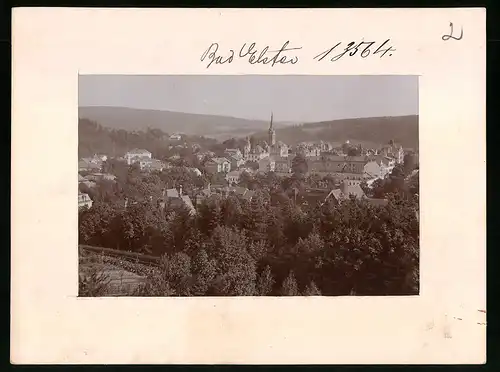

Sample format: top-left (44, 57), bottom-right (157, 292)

top-left (78, 75), bottom-right (419, 297)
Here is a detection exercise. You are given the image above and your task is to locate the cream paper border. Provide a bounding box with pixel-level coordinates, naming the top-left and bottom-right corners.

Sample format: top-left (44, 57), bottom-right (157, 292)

top-left (11, 8), bottom-right (486, 364)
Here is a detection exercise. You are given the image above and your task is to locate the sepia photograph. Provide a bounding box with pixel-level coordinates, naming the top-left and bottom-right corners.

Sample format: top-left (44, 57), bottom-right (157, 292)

top-left (12, 8), bottom-right (486, 364)
top-left (78, 74), bottom-right (420, 297)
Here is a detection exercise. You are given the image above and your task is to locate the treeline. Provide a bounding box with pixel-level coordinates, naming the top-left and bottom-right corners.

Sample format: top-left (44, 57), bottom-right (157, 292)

top-left (79, 164), bottom-right (419, 296)
top-left (252, 115), bottom-right (419, 149)
top-left (78, 118), bottom-right (218, 159)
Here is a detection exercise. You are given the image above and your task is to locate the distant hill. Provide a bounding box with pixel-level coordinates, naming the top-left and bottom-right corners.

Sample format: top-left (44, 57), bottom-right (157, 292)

top-left (78, 118), bottom-right (220, 159)
top-left (252, 115), bottom-right (419, 149)
top-left (78, 106), bottom-right (291, 140)
top-left (79, 106), bottom-right (419, 150)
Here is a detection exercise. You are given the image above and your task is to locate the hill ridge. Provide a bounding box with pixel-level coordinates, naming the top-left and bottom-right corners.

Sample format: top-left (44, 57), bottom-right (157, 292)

top-left (79, 106), bottom-right (418, 148)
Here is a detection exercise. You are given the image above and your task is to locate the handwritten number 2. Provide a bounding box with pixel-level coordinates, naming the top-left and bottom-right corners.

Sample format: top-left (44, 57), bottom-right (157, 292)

top-left (442, 22), bottom-right (463, 41)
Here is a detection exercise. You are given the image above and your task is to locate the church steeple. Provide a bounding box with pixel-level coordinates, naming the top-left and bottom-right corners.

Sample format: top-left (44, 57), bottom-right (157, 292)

top-left (268, 112), bottom-right (276, 146)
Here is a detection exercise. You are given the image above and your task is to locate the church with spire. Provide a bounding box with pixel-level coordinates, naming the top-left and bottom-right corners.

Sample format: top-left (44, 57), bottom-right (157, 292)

top-left (243, 112), bottom-right (289, 162)
top-left (268, 112), bottom-right (276, 146)
top-left (268, 112), bottom-right (288, 157)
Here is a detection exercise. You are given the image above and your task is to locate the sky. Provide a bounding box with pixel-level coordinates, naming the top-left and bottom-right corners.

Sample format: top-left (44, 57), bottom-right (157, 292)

top-left (79, 75), bottom-right (418, 123)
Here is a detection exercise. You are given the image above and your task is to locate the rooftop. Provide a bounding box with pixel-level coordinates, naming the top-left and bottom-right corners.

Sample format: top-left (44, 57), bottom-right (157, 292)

top-left (127, 148), bottom-right (151, 154)
top-left (210, 157), bottom-right (230, 164)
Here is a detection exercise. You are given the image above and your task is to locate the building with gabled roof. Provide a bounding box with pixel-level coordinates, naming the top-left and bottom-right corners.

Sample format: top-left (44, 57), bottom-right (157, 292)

top-left (124, 149), bottom-right (152, 165)
top-left (78, 192), bottom-right (93, 209)
top-left (158, 186), bottom-right (196, 215)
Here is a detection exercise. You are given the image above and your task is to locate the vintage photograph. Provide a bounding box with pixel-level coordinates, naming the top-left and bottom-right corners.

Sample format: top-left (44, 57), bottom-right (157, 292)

top-left (78, 75), bottom-right (419, 297)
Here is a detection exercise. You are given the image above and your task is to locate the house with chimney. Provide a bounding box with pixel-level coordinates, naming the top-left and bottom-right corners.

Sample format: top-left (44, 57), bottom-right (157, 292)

top-left (325, 181), bottom-right (388, 207)
top-left (195, 184), bottom-right (255, 206)
top-left (158, 186), bottom-right (196, 215)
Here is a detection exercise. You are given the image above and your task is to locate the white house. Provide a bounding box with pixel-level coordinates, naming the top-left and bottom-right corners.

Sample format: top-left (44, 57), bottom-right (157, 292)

top-left (169, 134), bottom-right (182, 141)
top-left (124, 149), bottom-right (152, 165)
top-left (224, 148), bottom-right (242, 158)
top-left (226, 170), bottom-right (243, 185)
top-left (364, 161), bottom-right (383, 179)
top-left (78, 192), bottom-right (93, 209)
top-left (91, 154), bottom-right (107, 163)
top-left (142, 159), bottom-right (165, 172)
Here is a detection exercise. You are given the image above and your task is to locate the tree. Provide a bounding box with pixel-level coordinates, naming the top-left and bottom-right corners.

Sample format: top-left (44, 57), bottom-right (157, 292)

top-left (347, 147), bottom-right (361, 157)
top-left (387, 164), bottom-right (407, 195)
top-left (239, 171), bottom-right (254, 188)
top-left (207, 226), bottom-right (257, 296)
top-left (360, 180), bottom-right (371, 196)
top-left (403, 153), bottom-right (416, 176)
top-left (408, 171), bottom-right (419, 196)
top-left (191, 249), bottom-right (217, 295)
top-left (266, 207), bottom-right (286, 251)
top-left (220, 195), bottom-right (243, 228)
top-left (241, 193), bottom-right (268, 242)
top-left (134, 272), bottom-right (175, 296)
top-left (114, 203), bottom-right (162, 252)
top-left (303, 280), bottom-right (321, 296)
top-left (293, 230), bottom-right (324, 255)
top-left (197, 197), bottom-right (222, 236)
top-left (78, 202), bottom-right (119, 247)
top-left (256, 265), bottom-right (275, 295)
top-left (280, 270), bottom-right (300, 296)
top-left (245, 161), bottom-right (259, 171)
top-left (248, 240), bottom-right (269, 262)
top-left (162, 252), bottom-right (193, 296)
top-left (168, 205), bottom-right (195, 252)
top-left (291, 154), bottom-right (308, 176)
top-left (371, 178), bottom-right (387, 199)
top-left (341, 142), bottom-right (350, 154)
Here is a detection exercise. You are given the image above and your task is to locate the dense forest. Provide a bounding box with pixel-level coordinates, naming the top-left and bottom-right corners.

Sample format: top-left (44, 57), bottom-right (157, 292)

top-left (79, 111), bottom-right (419, 153)
top-left (253, 115), bottom-right (419, 149)
top-left (78, 118), bottom-right (219, 159)
top-left (79, 160), bottom-right (420, 297)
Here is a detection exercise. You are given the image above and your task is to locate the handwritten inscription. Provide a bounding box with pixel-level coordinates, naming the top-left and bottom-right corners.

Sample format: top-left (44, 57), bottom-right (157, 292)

top-left (200, 41), bottom-right (301, 69)
top-left (442, 22), bottom-right (463, 41)
top-left (314, 39), bottom-right (396, 62)
top-left (200, 39), bottom-right (397, 68)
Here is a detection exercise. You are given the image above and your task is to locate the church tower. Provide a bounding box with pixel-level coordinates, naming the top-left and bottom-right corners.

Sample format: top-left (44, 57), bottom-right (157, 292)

top-left (243, 136), bottom-right (251, 159)
top-left (268, 112), bottom-right (276, 146)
